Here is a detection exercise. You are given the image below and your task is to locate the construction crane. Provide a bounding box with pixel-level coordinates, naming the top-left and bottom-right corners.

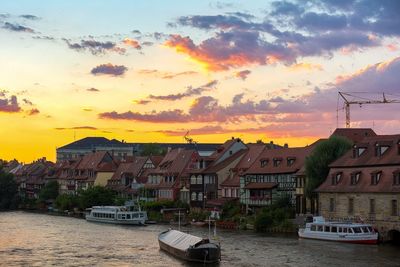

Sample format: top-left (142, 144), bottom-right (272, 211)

top-left (338, 92), bottom-right (400, 128)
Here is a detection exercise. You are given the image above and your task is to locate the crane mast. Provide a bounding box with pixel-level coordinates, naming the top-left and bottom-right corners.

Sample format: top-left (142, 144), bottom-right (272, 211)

top-left (338, 92), bottom-right (400, 128)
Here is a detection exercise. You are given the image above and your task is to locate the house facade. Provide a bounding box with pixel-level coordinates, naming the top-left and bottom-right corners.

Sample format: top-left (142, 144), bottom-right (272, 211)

top-left (316, 134), bottom-right (400, 241)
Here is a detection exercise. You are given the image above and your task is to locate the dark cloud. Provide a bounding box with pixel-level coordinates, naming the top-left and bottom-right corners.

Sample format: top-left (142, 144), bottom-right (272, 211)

top-left (166, 1), bottom-right (400, 71)
top-left (20, 14), bottom-right (40, 20)
top-left (3, 22), bottom-right (34, 33)
top-left (161, 71), bottom-right (198, 79)
top-left (0, 95), bottom-right (22, 113)
top-left (28, 108), bottom-right (40, 116)
top-left (32, 35), bottom-right (55, 41)
top-left (64, 39), bottom-right (126, 55)
top-left (91, 63), bottom-right (128, 76)
top-left (147, 80), bottom-right (218, 101)
top-left (23, 98), bottom-right (33, 105)
top-left (99, 110), bottom-right (189, 123)
top-left (87, 87), bottom-right (100, 92)
top-left (133, 100), bottom-right (151, 105)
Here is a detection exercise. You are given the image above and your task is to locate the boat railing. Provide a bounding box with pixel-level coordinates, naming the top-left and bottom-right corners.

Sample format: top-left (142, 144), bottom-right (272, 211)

top-left (324, 215), bottom-right (366, 224)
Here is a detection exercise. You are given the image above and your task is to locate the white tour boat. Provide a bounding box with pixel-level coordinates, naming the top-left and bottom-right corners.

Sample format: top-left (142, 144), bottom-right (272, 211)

top-left (298, 216), bottom-right (378, 244)
top-left (86, 205), bottom-right (148, 225)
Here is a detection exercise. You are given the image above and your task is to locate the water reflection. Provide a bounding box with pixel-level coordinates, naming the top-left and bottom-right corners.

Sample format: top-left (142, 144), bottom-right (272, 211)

top-left (0, 212), bottom-right (399, 267)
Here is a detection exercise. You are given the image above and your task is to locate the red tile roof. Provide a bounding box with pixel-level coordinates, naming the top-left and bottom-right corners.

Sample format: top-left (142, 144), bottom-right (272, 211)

top-left (220, 143), bottom-right (266, 187)
top-left (330, 128), bottom-right (377, 143)
top-left (317, 134), bottom-right (400, 193)
top-left (244, 141), bottom-right (320, 175)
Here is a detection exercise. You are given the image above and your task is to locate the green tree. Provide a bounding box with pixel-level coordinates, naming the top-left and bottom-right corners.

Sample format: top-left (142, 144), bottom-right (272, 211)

top-left (0, 169), bottom-right (19, 210)
top-left (305, 136), bottom-right (352, 197)
top-left (78, 186), bottom-right (115, 209)
top-left (55, 194), bottom-right (79, 211)
top-left (39, 181), bottom-right (59, 202)
top-left (140, 143), bottom-right (166, 156)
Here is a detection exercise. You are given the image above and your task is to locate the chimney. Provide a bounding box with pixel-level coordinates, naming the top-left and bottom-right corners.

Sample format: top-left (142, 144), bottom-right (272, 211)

top-left (284, 143), bottom-right (288, 148)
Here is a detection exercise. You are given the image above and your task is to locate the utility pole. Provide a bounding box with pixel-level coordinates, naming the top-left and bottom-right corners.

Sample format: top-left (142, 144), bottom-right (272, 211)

top-left (338, 92), bottom-right (400, 128)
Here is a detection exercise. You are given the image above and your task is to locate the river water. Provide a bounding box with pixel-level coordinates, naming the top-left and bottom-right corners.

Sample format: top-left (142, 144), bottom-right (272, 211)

top-left (0, 212), bottom-right (399, 267)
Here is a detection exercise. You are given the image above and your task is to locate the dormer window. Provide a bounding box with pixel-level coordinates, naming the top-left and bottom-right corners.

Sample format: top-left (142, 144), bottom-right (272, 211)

top-left (273, 158), bottom-right (282, 167)
top-left (260, 159), bottom-right (268, 167)
top-left (393, 171), bottom-right (400, 185)
top-left (287, 157), bottom-right (296, 166)
top-left (331, 172), bottom-right (342, 185)
top-left (353, 145), bottom-right (366, 158)
top-left (350, 171), bottom-right (361, 185)
top-left (375, 143), bottom-right (390, 157)
top-left (371, 171), bottom-right (382, 185)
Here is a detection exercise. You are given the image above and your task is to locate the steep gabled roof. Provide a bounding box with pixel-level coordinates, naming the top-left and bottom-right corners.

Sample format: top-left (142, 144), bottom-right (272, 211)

top-left (75, 151), bottom-right (112, 170)
top-left (245, 141), bottom-right (320, 175)
top-left (330, 128), bottom-right (377, 143)
top-left (203, 149), bottom-right (247, 173)
top-left (58, 137), bottom-right (127, 150)
top-left (110, 156), bottom-right (149, 181)
top-left (330, 134), bottom-right (400, 168)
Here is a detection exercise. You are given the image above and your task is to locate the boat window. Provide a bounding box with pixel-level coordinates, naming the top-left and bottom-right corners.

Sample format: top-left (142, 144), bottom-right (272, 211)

top-left (111, 214), bottom-right (115, 219)
top-left (317, 225), bottom-right (323, 231)
top-left (362, 226), bottom-right (369, 233)
top-left (324, 226), bottom-right (330, 232)
top-left (331, 226), bottom-right (337, 233)
top-left (310, 225), bottom-right (316, 231)
top-left (121, 214), bottom-right (126, 220)
top-left (353, 227), bottom-right (362, 233)
top-left (343, 228), bottom-right (348, 233)
top-left (127, 214), bottom-right (131, 219)
top-left (338, 227), bottom-right (342, 233)
top-left (118, 214), bottom-right (122, 219)
top-left (367, 227), bottom-right (373, 232)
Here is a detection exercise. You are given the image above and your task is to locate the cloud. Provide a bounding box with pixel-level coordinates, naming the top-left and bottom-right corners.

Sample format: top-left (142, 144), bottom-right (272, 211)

top-left (2, 22), bottom-right (34, 33)
top-left (147, 80), bottom-right (218, 101)
top-left (87, 87), bottom-right (100, 92)
top-left (54, 126), bottom-right (98, 130)
top-left (234, 70), bottom-right (251, 80)
top-left (23, 98), bottom-right (33, 105)
top-left (137, 69), bottom-right (198, 79)
top-left (28, 108), bottom-right (40, 116)
top-left (123, 38), bottom-right (142, 49)
top-left (20, 14), bottom-right (40, 20)
top-left (0, 95), bottom-right (22, 113)
top-left (91, 63), bottom-right (128, 76)
top-left (64, 39), bottom-right (126, 55)
top-left (99, 110), bottom-right (190, 123)
top-left (133, 100), bottom-right (151, 105)
top-left (288, 63), bottom-right (323, 71)
top-left (82, 108), bottom-right (93, 112)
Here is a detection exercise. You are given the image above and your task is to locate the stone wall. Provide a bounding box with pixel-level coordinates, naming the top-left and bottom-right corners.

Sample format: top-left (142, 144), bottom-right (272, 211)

top-left (319, 192), bottom-right (400, 241)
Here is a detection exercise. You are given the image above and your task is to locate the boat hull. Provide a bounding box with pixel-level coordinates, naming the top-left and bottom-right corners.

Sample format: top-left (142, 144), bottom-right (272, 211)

top-left (158, 230), bottom-right (221, 263)
top-left (298, 230), bottom-right (378, 244)
top-left (86, 216), bottom-right (146, 225)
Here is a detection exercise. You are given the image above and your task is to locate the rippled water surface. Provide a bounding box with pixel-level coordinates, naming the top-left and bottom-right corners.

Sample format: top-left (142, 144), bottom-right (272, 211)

top-left (0, 211), bottom-right (399, 266)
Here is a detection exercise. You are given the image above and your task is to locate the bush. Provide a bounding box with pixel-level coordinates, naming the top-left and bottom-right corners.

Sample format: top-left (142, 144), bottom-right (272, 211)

top-left (55, 194), bottom-right (79, 211)
top-left (78, 186), bottom-right (115, 209)
top-left (254, 211), bottom-right (273, 232)
top-left (142, 200), bottom-right (175, 211)
top-left (221, 199), bottom-right (241, 220)
top-left (188, 210), bottom-right (209, 221)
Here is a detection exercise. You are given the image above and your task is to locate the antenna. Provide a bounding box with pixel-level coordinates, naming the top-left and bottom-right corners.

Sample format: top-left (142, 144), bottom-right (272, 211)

top-left (184, 131), bottom-right (197, 145)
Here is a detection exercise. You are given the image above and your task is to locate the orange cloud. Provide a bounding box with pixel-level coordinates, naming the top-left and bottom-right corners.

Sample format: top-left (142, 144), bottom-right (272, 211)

top-left (123, 38), bottom-right (141, 49)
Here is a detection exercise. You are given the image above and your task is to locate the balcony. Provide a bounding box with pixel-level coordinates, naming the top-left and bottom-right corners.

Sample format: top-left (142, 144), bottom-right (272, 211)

top-left (242, 196), bottom-right (271, 206)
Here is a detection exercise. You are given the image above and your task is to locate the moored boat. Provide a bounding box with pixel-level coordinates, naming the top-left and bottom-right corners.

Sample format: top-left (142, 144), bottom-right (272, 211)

top-left (298, 216), bottom-right (378, 244)
top-left (85, 205), bottom-right (147, 225)
top-left (158, 229), bottom-right (221, 263)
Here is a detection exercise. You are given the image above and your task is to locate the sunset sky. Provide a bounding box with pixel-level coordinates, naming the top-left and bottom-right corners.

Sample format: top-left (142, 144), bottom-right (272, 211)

top-left (1, 0), bottom-right (400, 162)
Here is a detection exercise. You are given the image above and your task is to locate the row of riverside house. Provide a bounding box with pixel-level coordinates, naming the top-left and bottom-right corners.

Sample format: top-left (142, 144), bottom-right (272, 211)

top-left (6, 128), bottom-right (399, 240)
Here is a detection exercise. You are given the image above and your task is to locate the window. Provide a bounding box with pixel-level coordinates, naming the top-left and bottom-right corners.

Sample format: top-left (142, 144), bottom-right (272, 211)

top-left (287, 157), bottom-right (295, 166)
top-left (273, 158), bottom-right (282, 167)
top-left (329, 198), bottom-right (335, 212)
top-left (324, 226), bottom-right (330, 232)
top-left (348, 198), bottom-right (354, 214)
top-left (198, 192), bottom-right (203, 201)
top-left (310, 225), bottom-right (316, 231)
top-left (375, 144), bottom-right (390, 156)
top-left (392, 200), bottom-right (398, 216)
top-left (127, 214), bottom-right (131, 219)
top-left (371, 171), bottom-right (382, 185)
top-left (260, 159), bottom-right (268, 167)
top-left (332, 172), bottom-right (342, 185)
top-left (191, 192), bottom-right (197, 201)
top-left (331, 226), bottom-right (337, 233)
top-left (393, 172), bottom-right (400, 185)
top-left (351, 172), bottom-right (361, 185)
top-left (353, 227), bottom-right (362, 233)
top-left (196, 175), bottom-right (202, 184)
top-left (362, 226), bottom-right (369, 233)
top-left (343, 228), bottom-right (348, 233)
top-left (338, 227), bottom-right (342, 233)
top-left (190, 175), bottom-right (196, 185)
top-left (370, 199), bottom-right (375, 214)
top-left (317, 225), bottom-right (323, 231)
